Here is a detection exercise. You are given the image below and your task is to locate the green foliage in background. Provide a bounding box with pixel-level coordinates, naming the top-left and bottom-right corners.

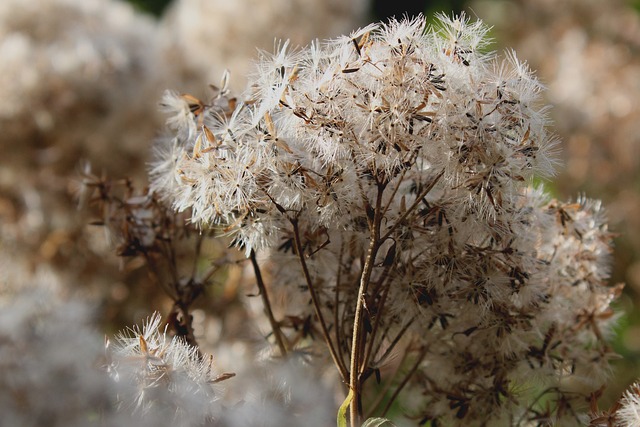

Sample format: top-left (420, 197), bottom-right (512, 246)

top-left (125, 0), bottom-right (172, 16)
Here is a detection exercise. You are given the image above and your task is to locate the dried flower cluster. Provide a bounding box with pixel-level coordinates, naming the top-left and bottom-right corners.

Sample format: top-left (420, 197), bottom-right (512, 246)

top-left (80, 167), bottom-right (230, 348)
top-left (471, 0), bottom-right (640, 399)
top-left (150, 14), bottom-right (622, 425)
top-left (105, 312), bottom-right (224, 425)
top-left (0, 2), bottom-right (628, 425)
top-left (471, 0), bottom-right (640, 408)
top-left (616, 383), bottom-right (640, 426)
top-left (589, 382), bottom-right (640, 427)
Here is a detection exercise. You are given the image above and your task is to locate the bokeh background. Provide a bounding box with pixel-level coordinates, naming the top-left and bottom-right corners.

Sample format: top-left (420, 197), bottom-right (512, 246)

top-left (1, 0), bottom-right (638, 412)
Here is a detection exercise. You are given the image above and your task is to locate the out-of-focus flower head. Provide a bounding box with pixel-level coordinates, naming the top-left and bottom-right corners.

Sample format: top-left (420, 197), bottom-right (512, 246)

top-left (0, 278), bottom-right (116, 427)
top-left (219, 357), bottom-right (336, 427)
top-left (0, 0), bottom-right (168, 314)
top-left (0, 0), bottom-right (165, 165)
top-left (106, 312), bottom-right (223, 425)
top-left (160, 0), bottom-right (368, 93)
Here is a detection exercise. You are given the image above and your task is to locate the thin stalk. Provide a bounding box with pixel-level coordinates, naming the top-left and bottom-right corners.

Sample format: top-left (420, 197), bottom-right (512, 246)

top-left (381, 345), bottom-right (428, 417)
top-left (365, 346), bottom-right (410, 418)
top-left (381, 169), bottom-right (444, 243)
top-left (381, 166), bottom-right (409, 218)
top-left (191, 234), bottom-right (204, 279)
top-left (374, 315), bottom-right (417, 368)
top-left (334, 239), bottom-right (347, 369)
top-left (350, 182), bottom-right (385, 427)
top-left (172, 300), bottom-right (201, 352)
top-left (249, 249), bottom-right (288, 357)
top-left (163, 232), bottom-right (181, 286)
top-left (142, 251), bottom-right (177, 300)
top-left (291, 219), bottom-right (349, 382)
top-left (361, 265), bottom-right (395, 376)
top-left (515, 387), bottom-right (559, 426)
top-left (371, 320), bottom-right (393, 364)
top-left (380, 148), bottom-right (420, 218)
top-left (370, 259), bottom-right (395, 297)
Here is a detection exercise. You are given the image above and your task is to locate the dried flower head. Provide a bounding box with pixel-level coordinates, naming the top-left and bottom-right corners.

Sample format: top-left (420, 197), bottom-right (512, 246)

top-left (106, 312), bottom-right (224, 425)
top-left (616, 382), bottom-right (640, 427)
top-left (151, 14), bottom-right (621, 426)
top-left (589, 382), bottom-right (640, 427)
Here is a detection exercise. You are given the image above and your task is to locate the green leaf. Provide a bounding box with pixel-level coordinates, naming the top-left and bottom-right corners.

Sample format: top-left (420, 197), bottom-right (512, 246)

top-left (362, 418), bottom-right (397, 427)
top-left (337, 389), bottom-right (354, 427)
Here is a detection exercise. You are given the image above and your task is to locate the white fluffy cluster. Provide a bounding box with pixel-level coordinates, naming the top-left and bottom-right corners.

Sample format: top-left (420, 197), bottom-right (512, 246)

top-left (617, 382), bottom-right (640, 427)
top-left (107, 312), bottom-right (221, 425)
top-left (152, 15), bottom-right (558, 253)
top-left (151, 15), bottom-right (620, 424)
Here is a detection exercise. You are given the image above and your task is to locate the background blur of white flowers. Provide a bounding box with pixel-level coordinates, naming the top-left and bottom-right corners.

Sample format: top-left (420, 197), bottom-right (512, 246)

top-left (0, 0), bottom-right (638, 422)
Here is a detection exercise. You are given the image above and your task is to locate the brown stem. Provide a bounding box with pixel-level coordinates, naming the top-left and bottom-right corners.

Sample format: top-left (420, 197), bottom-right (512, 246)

top-left (142, 251), bottom-right (177, 300)
top-left (191, 234), bottom-right (204, 279)
top-left (361, 264), bottom-right (395, 377)
top-left (381, 345), bottom-right (428, 417)
top-left (250, 249), bottom-right (288, 357)
top-left (374, 315), bottom-right (417, 368)
top-left (334, 239), bottom-right (347, 370)
top-left (381, 169), bottom-right (444, 243)
top-left (291, 218), bottom-right (349, 382)
top-left (365, 346), bottom-right (410, 418)
top-left (350, 182), bottom-right (385, 427)
top-left (169, 300), bottom-right (201, 355)
top-left (380, 148), bottom-right (420, 218)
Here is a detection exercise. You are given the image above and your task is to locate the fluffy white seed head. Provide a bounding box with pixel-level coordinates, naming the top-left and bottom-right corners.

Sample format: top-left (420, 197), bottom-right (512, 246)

top-left (150, 14), bottom-right (620, 424)
top-left (107, 312), bottom-right (221, 424)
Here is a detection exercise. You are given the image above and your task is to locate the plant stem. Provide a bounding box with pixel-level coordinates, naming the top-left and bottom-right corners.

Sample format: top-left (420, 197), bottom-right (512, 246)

top-left (380, 169), bottom-right (444, 243)
top-left (361, 265), bottom-right (395, 375)
top-left (291, 218), bottom-right (349, 382)
top-left (250, 249), bottom-right (288, 358)
top-left (335, 239), bottom-right (347, 370)
top-left (350, 183), bottom-right (385, 427)
top-left (381, 345), bottom-right (428, 417)
top-left (372, 314), bottom-right (417, 372)
top-left (365, 346), bottom-right (410, 418)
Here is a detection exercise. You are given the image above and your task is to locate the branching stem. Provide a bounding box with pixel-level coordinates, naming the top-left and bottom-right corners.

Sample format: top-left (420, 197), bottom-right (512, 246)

top-left (250, 249), bottom-right (288, 357)
top-left (381, 345), bottom-right (428, 417)
top-left (361, 263), bottom-right (395, 377)
top-left (291, 218), bottom-right (349, 382)
top-left (381, 169), bottom-right (444, 243)
top-left (350, 182), bottom-right (385, 426)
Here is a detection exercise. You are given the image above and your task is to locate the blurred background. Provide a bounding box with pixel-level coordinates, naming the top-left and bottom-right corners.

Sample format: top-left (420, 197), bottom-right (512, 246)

top-left (0, 0), bottom-right (638, 411)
